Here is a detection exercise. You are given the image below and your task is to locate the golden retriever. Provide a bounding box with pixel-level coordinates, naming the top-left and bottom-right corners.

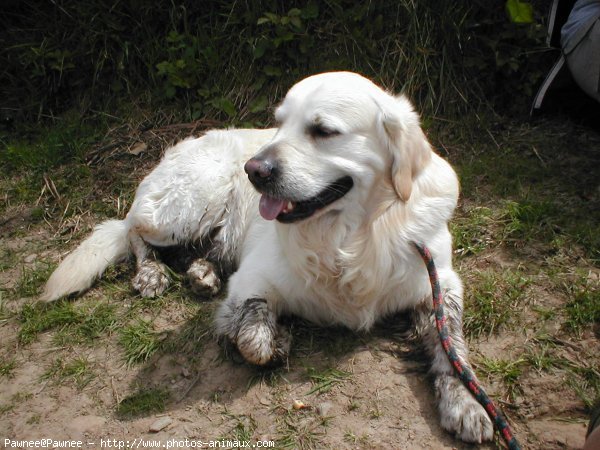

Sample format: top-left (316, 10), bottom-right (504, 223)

top-left (42, 72), bottom-right (493, 443)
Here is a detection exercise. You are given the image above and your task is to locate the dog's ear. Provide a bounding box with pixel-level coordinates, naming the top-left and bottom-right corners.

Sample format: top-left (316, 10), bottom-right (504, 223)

top-left (377, 95), bottom-right (431, 202)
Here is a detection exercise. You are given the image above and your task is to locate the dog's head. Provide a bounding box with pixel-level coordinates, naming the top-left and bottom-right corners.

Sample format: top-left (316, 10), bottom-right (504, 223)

top-left (245, 71), bottom-right (432, 223)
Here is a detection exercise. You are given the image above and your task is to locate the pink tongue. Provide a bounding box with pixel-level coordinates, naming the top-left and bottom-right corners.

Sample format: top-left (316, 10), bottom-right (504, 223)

top-left (259, 195), bottom-right (287, 220)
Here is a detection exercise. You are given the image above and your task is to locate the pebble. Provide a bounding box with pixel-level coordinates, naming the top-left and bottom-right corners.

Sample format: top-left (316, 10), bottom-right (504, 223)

top-left (181, 367), bottom-right (191, 378)
top-left (149, 416), bottom-right (172, 432)
top-left (292, 400), bottom-right (306, 410)
top-left (129, 142), bottom-right (148, 155)
top-left (316, 402), bottom-right (333, 417)
top-left (24, 254), bottom-right (37, 263)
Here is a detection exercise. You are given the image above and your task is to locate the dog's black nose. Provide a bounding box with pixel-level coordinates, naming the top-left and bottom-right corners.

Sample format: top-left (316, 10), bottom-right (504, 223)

top-left (244, 157), bottom-right (278, 185)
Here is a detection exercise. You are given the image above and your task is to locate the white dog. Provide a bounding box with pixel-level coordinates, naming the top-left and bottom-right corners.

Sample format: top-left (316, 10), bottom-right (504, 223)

top-left (42, 72), bottom-right (493, 443)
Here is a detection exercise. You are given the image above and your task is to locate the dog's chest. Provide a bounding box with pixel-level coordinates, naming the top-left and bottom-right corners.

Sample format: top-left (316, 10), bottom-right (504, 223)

top-left (280, 222), bottom-right (418, 328)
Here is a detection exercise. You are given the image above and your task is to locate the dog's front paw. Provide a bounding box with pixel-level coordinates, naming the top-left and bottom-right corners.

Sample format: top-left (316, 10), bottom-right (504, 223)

top-left (237, 319), bottom-right (291, 366)
top-left (440, 396), bottom-right (494, 443)
top-left (216, 298), bottom-right (290, 366)
top-left (132, 260), bottom-right (169, 297)
top-left (187, 259), bottom-right (221, 297)
top-left (436, 375), bottom-right (494, 443)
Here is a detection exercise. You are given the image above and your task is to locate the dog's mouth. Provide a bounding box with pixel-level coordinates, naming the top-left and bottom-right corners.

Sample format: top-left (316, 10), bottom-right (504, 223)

top-left (258, 176), bottom-right (354, 223)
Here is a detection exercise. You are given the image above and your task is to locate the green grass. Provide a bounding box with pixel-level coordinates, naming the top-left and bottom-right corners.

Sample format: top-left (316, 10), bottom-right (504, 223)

top-left (532, 306), bottom-right (557, 321)
top-left (12, 391), bottom-right (33, 403)
top-left (18, 301), bottom-right (80, 344)
top-left (563, 276), bottom-right (600, 336)
top-left (232, 416), bottom-right (256, 441)
top-left (26, 414), bottom-right (41, 424)
top-left (14, 263), bottom-right (55, 298)
top-left (43, 356), bottom-right (94, 389)
top-left (161, 302), bottom-right (214, 356)
top-left (463, 269), bottom-right (530, 338)
top-left (0, 248), bottom-right (17, 272)
top-left (118, 320), bottom-right (165, 366)
top-left (0, 118), bottom-right (99, 171)
top-left (453, 199), bottom-right (562, 254)
top-left (343, 430), bottom-right (370, 446)
top-left (451, 206), bottom-right (496, 257)
top-left (53, 302), bottom-right (118, 346)
top-left (0, 296), bottom-right (13, 322)
top-left (0, 117), bottom-right (107, 223)
top-left (498, 199), bottom-right (559, 244)
top-left (477, 356), bottom-right (526, 399)
top-left (116, 387), bottom-right (169, 418)
top-left (0, 358), bottom-right (16, 378)
top-left (305, 367), bottom-right (351, 396)
top-left (0, 404), bottom-right (15, 415)
top-left (567, 366), bottom-right (600, 410)
top-left (18, 300), bottom-right (118, 345)
top-left (276, 414), bottom-right (325, 450)
top-left (525, 345), bottom-right (563, 373)
top-left (453, 122), bottom-right (600, 262)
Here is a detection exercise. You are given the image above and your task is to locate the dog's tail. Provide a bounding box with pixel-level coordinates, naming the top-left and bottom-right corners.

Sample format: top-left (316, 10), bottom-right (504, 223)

top-left (40, 219), bottom-right (130, 302)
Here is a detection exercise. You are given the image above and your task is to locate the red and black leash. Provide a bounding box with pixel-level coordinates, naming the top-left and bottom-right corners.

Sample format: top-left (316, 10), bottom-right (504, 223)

top-left (414, 242), bottom-right (521, 450)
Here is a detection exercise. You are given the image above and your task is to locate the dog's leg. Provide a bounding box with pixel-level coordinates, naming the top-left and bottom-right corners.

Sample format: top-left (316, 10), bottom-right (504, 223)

top-left (130, 232), bottom-right (170, 297)
top-left (214, 234), bottom-right (293, 366)
top-left (186, 258), bottom-right (221, 297)
top-left (153, 245), bottom-right (222, 297)
top-left (415, 269), bottom-right (494, 444)
top-left (215, 295), bottom-right (291, 366)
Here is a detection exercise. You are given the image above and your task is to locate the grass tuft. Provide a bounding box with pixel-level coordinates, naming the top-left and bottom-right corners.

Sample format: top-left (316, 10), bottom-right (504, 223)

top-left (119, 320), bottom-right (165, 366)
top-left (464, 269), bottom-right (530, 338)
top-left (117, 387), bottom-right (169, 418)
top-left (18, 301), bottom-right (80, 344)
top-left (305, 367), bottom-right (351, 395)
top-left (0, 358), bottom-right (16, 378)
top-left (53, 302), bottom-right (118, 346)
top-left (161, 304), bottom-right (213, 356)
top-left (563, 276), bottom-right (600, 336)
top-left (499, 199), bottom-right (558, 243)
top-left (42, 356), bottom-right (94, 389)
top-left (14, 263), bottom-right (55, 298)
top-left (19, 300), bottom-right (118, 345)
top-left (451, 206), bottom-right (495, 257)
top-left (525, 345), bottom-right (564, 373)
top-left (276, 414), bottom-right (325, 450)
top-left (567, 366), bottom-right (600, 410)
top-left (477, 356), bottom-right (526, 399)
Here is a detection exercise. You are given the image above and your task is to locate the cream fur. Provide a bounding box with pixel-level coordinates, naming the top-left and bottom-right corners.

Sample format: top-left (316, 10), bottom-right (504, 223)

top-left (41, 72), bottom-right (493, 444)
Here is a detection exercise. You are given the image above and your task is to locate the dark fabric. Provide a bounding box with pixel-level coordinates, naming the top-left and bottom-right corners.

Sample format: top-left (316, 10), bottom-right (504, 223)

top-left (561, 0), bottom-right (600, 53)
top-left (564, 18), bottom-right (600, 99)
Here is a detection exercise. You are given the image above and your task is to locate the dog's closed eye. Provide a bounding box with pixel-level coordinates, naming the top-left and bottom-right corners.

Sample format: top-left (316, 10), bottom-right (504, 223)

top-left (308, 124), bottom-right (340, 139)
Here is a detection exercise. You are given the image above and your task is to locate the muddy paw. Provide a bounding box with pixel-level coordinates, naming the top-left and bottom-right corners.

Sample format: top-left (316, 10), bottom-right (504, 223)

top-left (132, 260), bottom-right (169, 298)
top-left (437, 376), bottom-right (494, 443)
top-left (236, 320), bottom-right (291, 366)
top-left (187, 259), bottom-right (221, 297)
top-left (217, 298), bottom-right (290, 366)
